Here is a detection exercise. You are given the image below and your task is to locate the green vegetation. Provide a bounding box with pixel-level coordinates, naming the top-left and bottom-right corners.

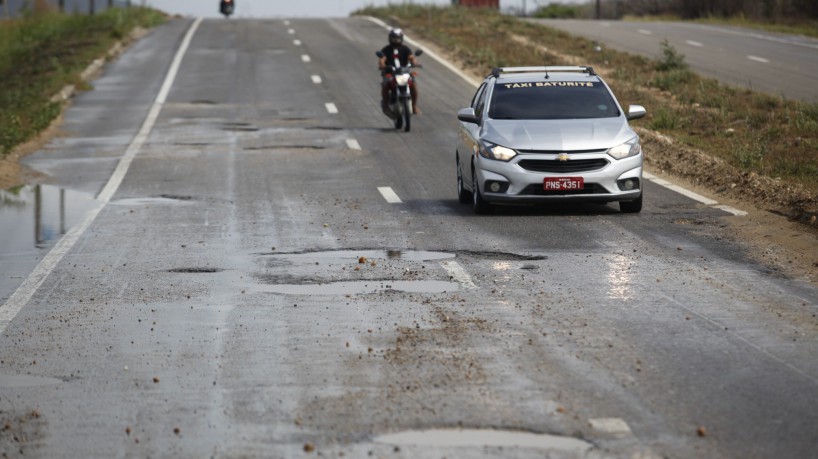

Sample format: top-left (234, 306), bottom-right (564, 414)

top-left (0, 7), bottom-right (166, 155)
top-left (531, 3), bottom-right (584, 19)
top-left (354, 5), bottom-right (818, 198)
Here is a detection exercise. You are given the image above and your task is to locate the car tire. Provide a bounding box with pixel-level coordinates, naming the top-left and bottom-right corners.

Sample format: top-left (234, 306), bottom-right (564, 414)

top-left (472, 167), bottom-right (491, 214)
top-left (619, 194), bottom-right (643, 213)
top-left (456, 158), bottom-right (471, 204)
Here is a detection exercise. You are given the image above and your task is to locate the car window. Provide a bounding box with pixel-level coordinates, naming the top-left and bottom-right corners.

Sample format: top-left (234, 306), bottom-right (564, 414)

top-left (474, 83), bottom-right (490, 118)
top-left (470, 83), bottom-right (486, 109)
top-left (488, 81), bottom-right (620, 120)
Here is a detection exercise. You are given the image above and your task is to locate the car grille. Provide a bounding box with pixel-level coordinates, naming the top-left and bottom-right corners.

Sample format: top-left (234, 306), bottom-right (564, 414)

top-left (520, 183), bottom-right (610, 196)
top-left (517, 158), bottom-right (609, 173)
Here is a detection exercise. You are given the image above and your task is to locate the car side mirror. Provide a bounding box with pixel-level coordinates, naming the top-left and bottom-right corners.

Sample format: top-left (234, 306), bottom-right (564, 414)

top-left (457, 108), bottom-right (479, 124)
top-left (627, 105), bottom-right (646, 120)
top-left (414, 49), bottom-right (424, 57)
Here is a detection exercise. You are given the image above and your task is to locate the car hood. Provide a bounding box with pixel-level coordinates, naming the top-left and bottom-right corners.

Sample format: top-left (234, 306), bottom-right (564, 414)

top-left (481, 118), bottom-right (634, 151)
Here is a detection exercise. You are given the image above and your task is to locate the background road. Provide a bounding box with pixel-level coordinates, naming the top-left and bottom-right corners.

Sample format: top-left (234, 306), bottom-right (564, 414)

top-left (528, 19), bottom-right (818, 102)
top-left (1, 16), bottom-right (817, 458)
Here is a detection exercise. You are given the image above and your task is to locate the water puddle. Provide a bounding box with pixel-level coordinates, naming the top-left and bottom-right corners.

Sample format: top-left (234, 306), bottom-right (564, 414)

top-left (374, 429), bottom-right (592, 453)
top-left (0, 184), bottom-right (100, 251)
top-left (254, 280), bottom-right (459, 296)
top-left (265, 250), bottom-right (455, 262)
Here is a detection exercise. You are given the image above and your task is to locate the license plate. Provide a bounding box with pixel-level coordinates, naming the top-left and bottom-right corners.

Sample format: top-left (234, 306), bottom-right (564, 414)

top-left (544, 177), bottom-right (584, 190)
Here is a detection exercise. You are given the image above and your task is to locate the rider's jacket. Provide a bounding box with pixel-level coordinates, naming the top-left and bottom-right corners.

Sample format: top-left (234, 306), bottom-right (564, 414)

top-left (380, 44), bottom-right (414, 69)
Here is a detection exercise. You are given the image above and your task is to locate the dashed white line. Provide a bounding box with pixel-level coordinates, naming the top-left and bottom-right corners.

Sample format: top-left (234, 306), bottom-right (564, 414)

top-left (441, 261), bottom-right (476, 289)
top-left (589, 418), bottom-right (632, 436)
top-left (283, 20), bottom-right (290, 26)
top-left (311, 75), bottom-right (322, 84)
top-left (686, 40), bottom-right (704, 47)
top-left (287, 28), bottom-right (295, 35)
top-left (325, 103), bottom-right (338, 114)
top-left (301, 54), bottom-right (311, 63)
top-left (377, 187), bottom-right (402, 204)
top-left (747, 55), bottom-right (770, 63)
top-left (0, 18), bottom-right (204, 333)
top-left (638, 29), bottom-right (653, 35)
top-left (293, 39), bottom-right (302, 46)
top-left (345, 139), bottom-right (361, 150)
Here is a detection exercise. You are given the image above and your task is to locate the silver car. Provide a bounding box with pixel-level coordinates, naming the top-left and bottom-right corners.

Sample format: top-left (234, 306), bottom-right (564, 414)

top-left (456, 66), bottom-right (646, 214)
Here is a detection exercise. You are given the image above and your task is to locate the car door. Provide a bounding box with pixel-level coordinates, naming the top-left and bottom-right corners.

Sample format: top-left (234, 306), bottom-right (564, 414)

top-left (458, 82), bottom-right (489, 187)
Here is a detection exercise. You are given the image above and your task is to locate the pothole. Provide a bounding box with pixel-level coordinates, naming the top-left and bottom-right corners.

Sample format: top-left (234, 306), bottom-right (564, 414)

top-left (374, 429), bottom-right (593, 454)
top-left (262, 250), bottom-right (456, 262)
top-left (253, 280), bottom-right (459, 295)
top-left (167, 268), bottom-right (223, 273)
top-left (457, 251), bottom-right (547, 261)
top-left (244, 145), bottom-right (326, 151)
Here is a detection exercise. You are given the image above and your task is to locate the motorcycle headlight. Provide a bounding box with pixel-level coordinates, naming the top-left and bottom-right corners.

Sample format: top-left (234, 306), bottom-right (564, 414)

top-left (479, 141), bottom-right (517, 162)
top-left (607, 137), bottom-right (642, 160)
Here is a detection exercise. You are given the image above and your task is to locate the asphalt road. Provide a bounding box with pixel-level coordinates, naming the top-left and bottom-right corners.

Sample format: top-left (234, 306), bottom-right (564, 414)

top-left (527, 19), bottom-right (818, 102)
top-left (1, 17), bottom-right (817, 458)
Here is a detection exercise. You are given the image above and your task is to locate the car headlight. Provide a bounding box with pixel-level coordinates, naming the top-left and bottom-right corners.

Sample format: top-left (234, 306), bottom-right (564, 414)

top-left (479, 141), bottom-right (517, 162)
top-left (607, 137), bottom-right (641, 160)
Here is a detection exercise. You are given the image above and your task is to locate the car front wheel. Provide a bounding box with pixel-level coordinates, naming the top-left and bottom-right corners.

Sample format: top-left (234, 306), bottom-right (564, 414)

top-left (456, 158), bottom-right (471, 204)
top-left (619, 194), bottom-right (643, 213)
top-left (472, 168), bottom-right (491, 214)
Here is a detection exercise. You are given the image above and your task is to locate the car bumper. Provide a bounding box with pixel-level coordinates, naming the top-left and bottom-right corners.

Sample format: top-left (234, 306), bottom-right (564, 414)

top-left (475, 154), bottom-right (643, 204)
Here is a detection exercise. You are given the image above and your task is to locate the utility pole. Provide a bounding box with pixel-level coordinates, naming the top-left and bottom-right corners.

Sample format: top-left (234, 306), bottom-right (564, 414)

top-left (90, 0), bottom-right (95, 15)
top-left (596, 0), bottom-right (601, 19)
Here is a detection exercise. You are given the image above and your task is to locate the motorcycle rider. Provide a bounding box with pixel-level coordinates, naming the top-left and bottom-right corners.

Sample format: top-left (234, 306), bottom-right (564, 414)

top-left (379, 28), bottom-right (420, 115)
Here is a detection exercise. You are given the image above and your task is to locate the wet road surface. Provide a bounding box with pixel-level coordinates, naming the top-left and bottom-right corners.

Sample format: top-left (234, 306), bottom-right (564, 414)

top-left (1, 17), bottom-right (817, 458)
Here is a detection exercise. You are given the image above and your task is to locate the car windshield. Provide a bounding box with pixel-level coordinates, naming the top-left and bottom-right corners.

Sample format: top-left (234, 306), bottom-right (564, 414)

top-left (488, 81), bottom-right (620, 120)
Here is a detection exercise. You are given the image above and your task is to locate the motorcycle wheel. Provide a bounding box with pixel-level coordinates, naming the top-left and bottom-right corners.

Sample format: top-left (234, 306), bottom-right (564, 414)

top-left (394, 103), bottom-right (403, 129)
top-left (402, 99), bottom-right (411, 132)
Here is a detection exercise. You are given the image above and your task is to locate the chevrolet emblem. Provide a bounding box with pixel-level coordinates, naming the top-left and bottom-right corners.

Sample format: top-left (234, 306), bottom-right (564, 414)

top-left (556, 153), bottom-right (570, 162)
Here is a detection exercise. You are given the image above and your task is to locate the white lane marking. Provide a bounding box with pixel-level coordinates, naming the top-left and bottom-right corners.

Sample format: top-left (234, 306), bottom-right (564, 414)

top-left (638, 29), bottom-right (653, 35)
top-left (311, 75), bottom-right (322, 84)
top-left (325, 103), bottom-right (338, 114)
top-left (643, 172), bottom-right (744, 214)
top-left (713, 205), bottom-right (748, 216)
top-left (364, 16), bottom-right (482, 87)
top-left (747, 55), bottom-right (770, 63)
top-left (0, 18), bottom-right (203, 333)
top-left (287, 28), bottom-right (295, 35)
top-left (377, 187), bottom-right (402, 204)
top-left (589, 418), bottom-right (632, 436)
top-left (293, 39), bottom-right (302, 46)
top-left (301, 54), bottom-right (311, 63)
top-left (284, 20), bottom-right (290, 26)
top-left (441, 261), bottom-right (476, 289)
top-left (686, 40), bottom-right (704, 47)
top-left (346, 139), bottom-right (361, 150)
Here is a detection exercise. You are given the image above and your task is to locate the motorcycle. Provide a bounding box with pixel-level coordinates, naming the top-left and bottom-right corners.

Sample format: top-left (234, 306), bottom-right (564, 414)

top-left (220, 0), bottom-right (234, 18)
top-left (376, 49), bottom-right (422, 132)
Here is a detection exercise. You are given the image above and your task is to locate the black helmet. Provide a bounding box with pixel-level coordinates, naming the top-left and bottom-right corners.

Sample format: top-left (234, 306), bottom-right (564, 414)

top-left (388, 28), bottom-right (404, 46)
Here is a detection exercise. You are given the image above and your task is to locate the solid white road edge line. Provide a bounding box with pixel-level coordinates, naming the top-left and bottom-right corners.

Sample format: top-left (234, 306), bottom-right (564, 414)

top-left (747, 55), bottom-right (770, 63)
top-left (0, 17), bottom-right (204, 334)
top-left (643, 172), bottom-right (745, 215)
top-left (686, 40), bottom-right (704, 47)
top-left (325, 103), bottom-right (339, 114)
top-left (441, 261), bottom-right (477, 289)
top-left (377, 187), bottom-right (402, 204)
top-left (638, 29), bottom-right (653, 35)
top-left (588, 418), bottom-right (633, 436)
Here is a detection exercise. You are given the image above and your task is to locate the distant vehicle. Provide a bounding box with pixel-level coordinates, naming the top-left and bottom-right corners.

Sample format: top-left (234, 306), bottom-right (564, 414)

top-left (219, 0), bottom-right (234, 18)
top-left (455, 66), bottom-right (646, 214)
